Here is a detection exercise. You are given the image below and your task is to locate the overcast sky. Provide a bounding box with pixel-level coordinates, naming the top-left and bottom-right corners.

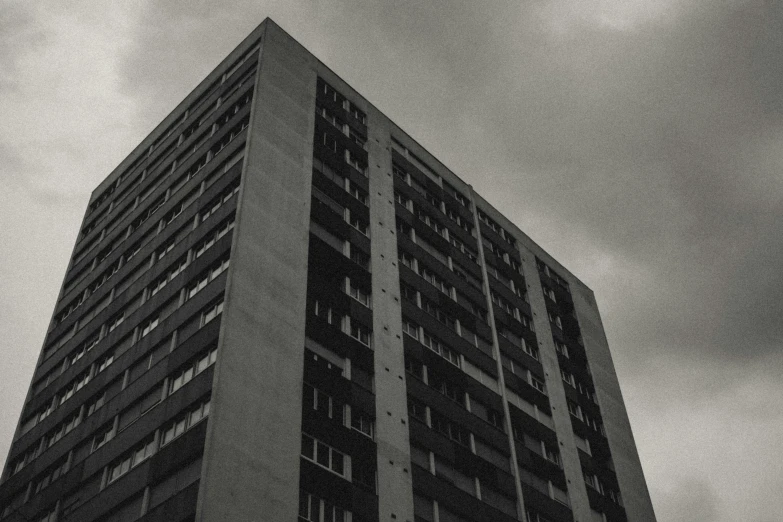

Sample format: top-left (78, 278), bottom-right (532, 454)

top-left (2, 1), bottom-right (782, 520)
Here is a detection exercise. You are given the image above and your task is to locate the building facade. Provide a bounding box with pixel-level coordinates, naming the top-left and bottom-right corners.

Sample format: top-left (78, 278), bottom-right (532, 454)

top-left (0, 19), bottom-right (656, 522)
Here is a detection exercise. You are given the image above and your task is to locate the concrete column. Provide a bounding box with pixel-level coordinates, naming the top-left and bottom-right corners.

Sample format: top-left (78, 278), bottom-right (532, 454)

top-left (197, 20), bottom-right (317, 522)
top-left (366, 111), bottom-right (415, 522)
top-left (571, 285), bottom-right (657, 521)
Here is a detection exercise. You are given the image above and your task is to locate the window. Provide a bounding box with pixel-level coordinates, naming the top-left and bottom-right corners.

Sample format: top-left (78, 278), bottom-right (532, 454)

top-left (349, 321), bottom-right (371, 347)
top-left (46, 410), bottom-right (81, 448)
top-left (395, 190), bottom-right (411, 210)
top-left (299, 491), bottom-right (321, 522)
top-left (96, 351), bottom-right (115, 373)
top-left (408, 398), bottom-right (427, 422)
top-left (567, 400), bottom-right (583, 421)
top-left (402, 319), bottom-right (419, 340)
top-left (348, 181), bottom-right (367, 205)
top-left (35, 508), bottom-right (58, 522)
top-left (405, 354), bottom-right (424, 380)
top-left (140, 317), bottom-right (159, 339)
top-left (349, 214), bottom-right (369, 236)
top-left (346, 100), bottom-right (366, 124)
top-left (169, 347), bottom-right (217, 394)
top-left (202, 299), bottom-right (225, 326)
top-left (313, 299), bottom-right (334, 324)
top-left (108, 436), bottom-right (155, 483)
top-left (530, 374), bottom-right (547, 394)
top-left (108, 312), bottom-right (125, 332)
top-left (299, 490), bottom-right (350, 522)
top-left (351, 412), bottom-right (374, 439)
top-left (58, 370), bottom-right (91, 405)
top-left (421, 331), bottom-right (460, 368)
top-left (347, 279), bottom-right (370, 307)
top-left (303, 383), bottom-right (343, 423)
top-left (543, 286), bottom-right (557, 302)
top-left (195, 216), bottom-right (235, 258)
top-left (301, 433), bottom-right (347, 477)
top-left (188, 257), bottom-right (230, 300)
top-left (561, 370), bottom-right (575, 387)
top-left (86, 390), bottom-right (107, 416)
top-left (200, 179), bottom-right (241, 222)
top-left (548, 312), bottom-right (562, 329)
top-left (399, 251), bottom-right (415, 270)
top-left (92, 422), bottom-right (116, 452)
top-left (33, 457), bottom-right (68, 494)
top-left (348, 244), bottom-right (370, 269)
top-left (430, 409), bottom-right (469, 446)
top-left (555, 341), bottom-right (569, 358)
top-left (420, 266), bottom-right (451, 295)
top-left (584, 472), bottom-right (604, 493)
top-left (161, 397), bottom-right (211, 446)
top-left (400, 281), bottom-right (417, 303)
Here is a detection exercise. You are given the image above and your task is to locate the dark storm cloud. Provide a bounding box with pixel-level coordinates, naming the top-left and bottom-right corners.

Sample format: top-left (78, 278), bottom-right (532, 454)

top-left (338, 1), bottom-right (783, 364)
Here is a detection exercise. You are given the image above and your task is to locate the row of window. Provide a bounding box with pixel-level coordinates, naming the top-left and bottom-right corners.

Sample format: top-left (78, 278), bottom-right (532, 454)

top-left (75, 92), bottom-right (248, 284)
top-left (411, 446), bottom-right (517, 517)
top-left (301, 433), bottom-right (347, 478)
top-left (311, 183), bottom-right (370, 237)
top-left (536, 259), bottom-right (569, 291)
top-left (567, 400), bottom-right (605, 435)
top-left (10, 301), bottom-right (223, 480)
top-left (584, 472), bottom-right (623, 506)
top-left (38, 254), bottom-right (224, 427)
top-left (12, 349), bottom-right (217, 516)
top-left (498, 327), bottom-right (539, 360)
top-left (501, 355), bottom-right (546, 395)
top-left (41, 206), bottom-right (235, 397)
top-left (316, 103), bottom-right (367, 150)
top-left (318, 78), bottom-right (367, 125)
top-left (402, 319), bottom-right (460, 368)
top-left (299, 489), bottom-right (350, 522)
top-left (481, 235), bottom-right (521, 272)
top-left (477, 208), bottom-right (516, 248)
top-left (56, 156), bottom-right (241, 347)
top-left (85, 51), bottom-right (255, 224)
top-left (394, 164), bottom-right (475, 240)
top-left (311, 300), bottom-right (372, 348)
top-left (107, 395), bottom-right (211, 486)
top-left (312, 158), bottom-right (369, 206)
top-left (319, 129), bottom-right (368, 176)
top-left (398, 249), bottom-right (486, 329)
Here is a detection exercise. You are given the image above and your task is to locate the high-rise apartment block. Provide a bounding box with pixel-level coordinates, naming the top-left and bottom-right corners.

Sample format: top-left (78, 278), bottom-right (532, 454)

top-left (0, 19), bottom-right (656, 522)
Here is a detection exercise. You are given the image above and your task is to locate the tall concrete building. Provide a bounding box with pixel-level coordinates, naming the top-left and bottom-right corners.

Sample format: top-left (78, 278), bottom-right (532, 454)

top-left (0, 18), bottom-right (656, 522)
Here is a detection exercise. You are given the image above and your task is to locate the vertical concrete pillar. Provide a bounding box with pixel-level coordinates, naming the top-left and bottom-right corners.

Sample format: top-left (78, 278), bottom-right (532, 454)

top-left (367, 117), bottom-right (415, 522)
top-left (197, 20), bottom-right (318, 522)
top-left (572, 286), bottom-right (657, 522)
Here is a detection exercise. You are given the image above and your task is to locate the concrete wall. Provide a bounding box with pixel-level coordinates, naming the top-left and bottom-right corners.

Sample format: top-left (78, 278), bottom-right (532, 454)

top-left (572, 286), bottom-right (657, 522)
top-left (197, 20), bottom-right (318, 522)
top-left (365, 109), bottom-right (416, 522)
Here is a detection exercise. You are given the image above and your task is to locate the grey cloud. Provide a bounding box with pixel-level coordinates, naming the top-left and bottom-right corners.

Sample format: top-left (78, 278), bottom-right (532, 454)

top-left (653, 476), bottom-right (721, 522)
top-left (348, 1), bottom-right (783, 365)
top-left (0, 3), bottom-right (47, 92)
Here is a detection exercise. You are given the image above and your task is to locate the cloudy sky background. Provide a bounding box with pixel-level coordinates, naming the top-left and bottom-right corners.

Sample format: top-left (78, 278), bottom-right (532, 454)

top-left (2, 1), bottom-right (782, 520)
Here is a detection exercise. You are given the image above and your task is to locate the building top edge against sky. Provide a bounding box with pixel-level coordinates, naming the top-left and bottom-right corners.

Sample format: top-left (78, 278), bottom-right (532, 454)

top-left (86, 17), bottom-right (589, 294)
